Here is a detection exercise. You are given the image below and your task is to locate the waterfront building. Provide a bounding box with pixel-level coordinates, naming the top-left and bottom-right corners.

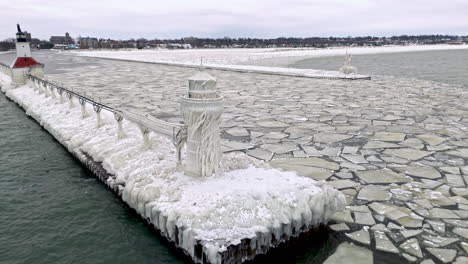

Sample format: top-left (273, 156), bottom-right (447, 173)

top-left (79, 36), bottom-right (99, 49)
top-left (50, 32), bottom-right (74, 45)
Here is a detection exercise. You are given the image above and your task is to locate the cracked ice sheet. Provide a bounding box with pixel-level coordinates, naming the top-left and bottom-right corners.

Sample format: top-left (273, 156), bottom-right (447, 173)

top-left (1, 74), bottom-right (345, 264)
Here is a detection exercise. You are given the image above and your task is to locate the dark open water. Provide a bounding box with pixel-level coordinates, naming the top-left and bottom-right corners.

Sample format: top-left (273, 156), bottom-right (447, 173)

top-left (0, 49), bottom-right (466, 264)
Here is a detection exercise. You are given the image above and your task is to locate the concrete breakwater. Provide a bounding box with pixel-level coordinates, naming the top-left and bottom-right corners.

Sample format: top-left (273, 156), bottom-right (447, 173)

top-left (0, 71), bottom-right (345, 264)
top-left (74, 55), bottom-right (371, 80)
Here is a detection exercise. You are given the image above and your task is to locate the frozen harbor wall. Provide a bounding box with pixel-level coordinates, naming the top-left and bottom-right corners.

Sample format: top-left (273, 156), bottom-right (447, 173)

top-left (74, 44), bottom-right (468, 81)
top-left (75, 55), bottom-right (371, 80)
top-left (0, 73), bottom-right (345, 263)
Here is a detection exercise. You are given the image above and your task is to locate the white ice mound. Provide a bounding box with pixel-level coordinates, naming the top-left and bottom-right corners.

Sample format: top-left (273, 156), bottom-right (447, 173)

top-left (121, 158), bottom-right (345, 263)
top-left (1, 73), bottom-right (346, 264)
top-left (339, 65), bottom-right (357, 74)
top-left (124, 165), bottom-right (345, 245)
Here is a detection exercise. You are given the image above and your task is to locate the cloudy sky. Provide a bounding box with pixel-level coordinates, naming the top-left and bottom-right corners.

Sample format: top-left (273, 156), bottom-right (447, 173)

top-left (1, 0), bottom-right (467, 40)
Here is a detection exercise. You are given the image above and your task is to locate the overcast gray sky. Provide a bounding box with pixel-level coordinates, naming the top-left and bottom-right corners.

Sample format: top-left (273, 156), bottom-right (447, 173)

top-left (1, 0), bottom-right (467, 40)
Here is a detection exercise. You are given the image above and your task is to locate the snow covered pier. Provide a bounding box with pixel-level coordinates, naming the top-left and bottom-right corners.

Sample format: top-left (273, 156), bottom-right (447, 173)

top-left (76, 55), bottom-right (371, 81)
top-left (0, 69), bottom-right (345, 263)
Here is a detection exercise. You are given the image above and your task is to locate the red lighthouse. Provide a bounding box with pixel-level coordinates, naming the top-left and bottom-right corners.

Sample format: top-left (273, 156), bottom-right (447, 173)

top-left (10, 24), bottom-right (44, 85)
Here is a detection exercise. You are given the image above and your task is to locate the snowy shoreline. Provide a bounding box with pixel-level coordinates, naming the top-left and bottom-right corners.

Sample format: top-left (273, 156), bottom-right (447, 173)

top-left (0, 73), bottom-right (345, 264)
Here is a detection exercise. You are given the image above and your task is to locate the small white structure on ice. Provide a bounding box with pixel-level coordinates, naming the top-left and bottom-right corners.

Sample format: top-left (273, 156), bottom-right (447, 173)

top-left (10, 24), bottom-right (44, 86)
top-left (339, 52), bottom-right (357, 75)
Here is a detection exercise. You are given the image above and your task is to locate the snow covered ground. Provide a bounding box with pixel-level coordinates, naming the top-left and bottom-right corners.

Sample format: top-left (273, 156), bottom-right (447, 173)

top-left (0, 73), bottom-right (345, 264)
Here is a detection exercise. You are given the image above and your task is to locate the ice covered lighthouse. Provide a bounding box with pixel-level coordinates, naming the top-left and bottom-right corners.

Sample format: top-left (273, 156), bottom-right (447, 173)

top-left (10, 24), bottom-right (44, 85)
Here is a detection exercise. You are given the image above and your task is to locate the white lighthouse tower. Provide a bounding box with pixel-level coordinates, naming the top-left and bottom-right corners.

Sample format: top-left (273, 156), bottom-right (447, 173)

top-left (10, 24), bottom-right (44, 86)
top-left (181, 70), bottom-right (223, 177)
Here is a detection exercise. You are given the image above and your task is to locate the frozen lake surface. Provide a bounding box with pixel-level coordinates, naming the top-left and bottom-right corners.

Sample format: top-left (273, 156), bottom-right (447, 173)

top-left (0, 48), bottom-right (467, 263)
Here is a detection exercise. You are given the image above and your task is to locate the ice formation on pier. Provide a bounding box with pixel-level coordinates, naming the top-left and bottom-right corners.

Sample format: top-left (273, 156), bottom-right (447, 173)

top-left (339, 53), bottom-right (357, 74)
top-left (0, 73), bottom-right (345, 264)
top-left (182, 71), bottom-right (223, 177)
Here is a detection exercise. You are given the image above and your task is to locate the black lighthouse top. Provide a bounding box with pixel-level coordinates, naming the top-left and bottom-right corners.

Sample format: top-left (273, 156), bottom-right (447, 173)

top-left (16, 24), bottom-right (27, 42)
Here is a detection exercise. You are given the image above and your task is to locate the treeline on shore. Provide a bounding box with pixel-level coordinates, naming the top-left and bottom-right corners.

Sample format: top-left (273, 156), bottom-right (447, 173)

top-left (1, 35), bottom-right (467, 51)
top-left (155, 35), bottom-right (467, 49)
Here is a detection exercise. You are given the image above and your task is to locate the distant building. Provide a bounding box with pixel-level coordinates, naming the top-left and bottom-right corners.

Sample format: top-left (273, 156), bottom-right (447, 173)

top-left (50, 32), bottom-right (74, 45)
top-left (79, 37), bottom-right (98, 49)
top-left (38, 42), bottom-right (54, 49)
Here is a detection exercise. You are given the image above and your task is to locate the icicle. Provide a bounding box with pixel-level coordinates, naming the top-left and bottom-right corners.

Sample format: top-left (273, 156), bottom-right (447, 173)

top-left (138, 124), bottom-right (151, 150)
top-left (93, 104), bottom-right (103, 128)
top-left (33, 79), bottom-right (38, 92)
top-left (78, 97), bottom-right (90, 118)
top-left (174, 126), bottom-right (187, 171)
top-left (57, 88), bottom-right (64, 104)
top-left (96, 111), bottom-right (102, 127)
top-left (114, 112), bottom-right (126, 139)
top-left (44, 84), bottom-right (50, 98)
top-left (81, 103), bottom-right (89, 118)
top-left (67, 92), bottom-right (75, 108)
top-left (37, 81), bottom-right (43, 94)
top-left (50, 87), bottom-right (56, 99)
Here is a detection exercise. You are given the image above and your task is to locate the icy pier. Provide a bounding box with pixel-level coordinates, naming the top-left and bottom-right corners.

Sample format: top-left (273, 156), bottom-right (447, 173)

top-left (0, 71), bottom-right (345, 264)
top-left (76, 55), bottom-right (371, 81)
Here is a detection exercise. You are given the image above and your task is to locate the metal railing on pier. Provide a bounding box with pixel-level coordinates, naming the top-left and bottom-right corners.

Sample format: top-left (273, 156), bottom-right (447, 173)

top-left (27, 74), bottom-right (115, 113)
top-left (26, 74), bottom-right (188, 166)
top-left (0, 62), bottom-right (11, 77)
